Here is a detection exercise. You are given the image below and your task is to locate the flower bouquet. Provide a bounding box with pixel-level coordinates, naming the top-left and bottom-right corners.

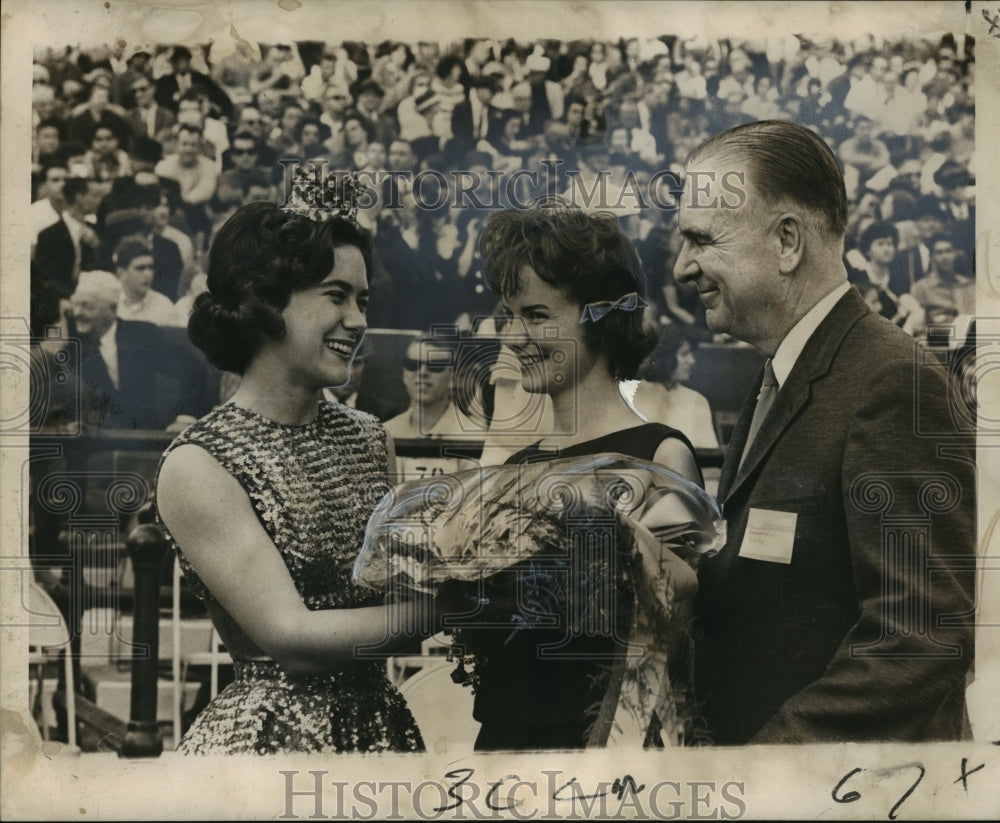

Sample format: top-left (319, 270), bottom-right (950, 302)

top-left (354, 453), bottom-right (725, 747)
top-left (353, 452), bottom-right (724, 596)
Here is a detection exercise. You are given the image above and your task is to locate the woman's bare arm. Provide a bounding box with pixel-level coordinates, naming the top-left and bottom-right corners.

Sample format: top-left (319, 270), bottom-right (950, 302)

top-left (651, 436), bottom-right (701, 487)
top-left (158, 443), bottom-right (424, 677)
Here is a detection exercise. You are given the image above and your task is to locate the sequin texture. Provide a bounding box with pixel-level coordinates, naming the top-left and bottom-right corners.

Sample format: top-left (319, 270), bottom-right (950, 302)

top-left (156, 401), bottom-right (423, 754)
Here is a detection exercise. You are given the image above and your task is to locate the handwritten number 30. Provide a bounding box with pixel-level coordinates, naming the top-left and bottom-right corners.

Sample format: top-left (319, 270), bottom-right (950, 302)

top-left (832, 764), bottom-right (925, 820)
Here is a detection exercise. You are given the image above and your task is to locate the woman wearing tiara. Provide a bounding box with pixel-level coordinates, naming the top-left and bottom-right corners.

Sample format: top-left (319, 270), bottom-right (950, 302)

top-left (438, 202), bottom-right (711, 750)
top-left (155, 196), bottom-right (424, 754)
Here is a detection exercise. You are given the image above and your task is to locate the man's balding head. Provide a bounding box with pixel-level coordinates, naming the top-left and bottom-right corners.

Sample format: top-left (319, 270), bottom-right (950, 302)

top-left (687, 120), bottom-right (848, 242)
top-left (675, 121), bottom-right (850, 355)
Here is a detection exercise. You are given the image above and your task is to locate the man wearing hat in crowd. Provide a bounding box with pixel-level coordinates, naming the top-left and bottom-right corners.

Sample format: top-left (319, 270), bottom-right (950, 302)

top-left (934, 159), bottom-right (975, 270)
top-left (68, 270), bottom-right (204, 430)
top-left (154, 45), bottom-right (232, 120)
top-left (396, 72), bottom-right (440, 142)
top-left (112, 48), bottom-right (153, 108)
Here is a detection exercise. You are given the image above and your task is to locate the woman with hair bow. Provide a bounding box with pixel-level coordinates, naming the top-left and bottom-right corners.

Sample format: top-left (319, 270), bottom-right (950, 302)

top-left (430, 202), bottom-right (715, 750)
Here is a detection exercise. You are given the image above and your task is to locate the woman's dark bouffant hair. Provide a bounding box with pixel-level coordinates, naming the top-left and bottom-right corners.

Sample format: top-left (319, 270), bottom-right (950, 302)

top-left (858, 220), bottom-right (899, 257)
top-left (188, 201), bottom-right (373, 374)
top-left (478, 199), bottom-right (655, 380)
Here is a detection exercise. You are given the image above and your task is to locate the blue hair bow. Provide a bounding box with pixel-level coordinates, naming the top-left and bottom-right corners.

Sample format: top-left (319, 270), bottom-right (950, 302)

top-left (579, 292), bottom-right (648, 323)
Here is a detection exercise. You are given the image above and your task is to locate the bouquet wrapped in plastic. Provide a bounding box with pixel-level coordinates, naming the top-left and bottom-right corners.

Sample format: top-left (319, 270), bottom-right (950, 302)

top-left (354, 453), bottom-right (725, 747)
top-left (354, 453), bottom-right (723, 593)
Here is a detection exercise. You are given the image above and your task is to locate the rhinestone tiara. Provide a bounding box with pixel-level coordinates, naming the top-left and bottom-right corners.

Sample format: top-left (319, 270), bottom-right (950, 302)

top-left (280, 165), bottom-right (361, 226)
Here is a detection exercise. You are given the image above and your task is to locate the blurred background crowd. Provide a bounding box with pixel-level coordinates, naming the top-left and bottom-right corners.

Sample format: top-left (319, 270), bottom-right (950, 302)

top-left (28, 31), bottom-right (976, 437)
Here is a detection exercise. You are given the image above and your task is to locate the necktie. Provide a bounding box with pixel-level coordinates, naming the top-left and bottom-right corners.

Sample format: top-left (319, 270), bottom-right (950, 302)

top-left (740, 359), bottom-right (777, 469)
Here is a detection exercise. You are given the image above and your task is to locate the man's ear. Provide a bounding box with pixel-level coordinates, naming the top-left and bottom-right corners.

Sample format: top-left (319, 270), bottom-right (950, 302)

top-left (776, 213), bottom-right (805, 275)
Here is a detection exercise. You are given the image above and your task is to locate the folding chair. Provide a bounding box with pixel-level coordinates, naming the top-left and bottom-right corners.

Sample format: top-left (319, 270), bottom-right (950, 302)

top-left (27, 578), bottom-right (76, 748)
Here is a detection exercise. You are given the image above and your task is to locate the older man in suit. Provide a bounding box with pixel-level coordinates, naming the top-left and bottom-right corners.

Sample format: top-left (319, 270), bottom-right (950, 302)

top-left (675, 121), bottom-right (975, 744)
top-left (68, 270), bottom-right (207, 430)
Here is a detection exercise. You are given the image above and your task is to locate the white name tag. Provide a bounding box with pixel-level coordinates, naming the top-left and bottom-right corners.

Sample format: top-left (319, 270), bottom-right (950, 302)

top-left (738, 507), bottom-right (798, 564)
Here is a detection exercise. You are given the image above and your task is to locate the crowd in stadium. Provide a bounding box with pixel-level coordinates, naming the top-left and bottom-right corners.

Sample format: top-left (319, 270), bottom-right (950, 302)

top-left (28, 32), bottom-right (976, 431)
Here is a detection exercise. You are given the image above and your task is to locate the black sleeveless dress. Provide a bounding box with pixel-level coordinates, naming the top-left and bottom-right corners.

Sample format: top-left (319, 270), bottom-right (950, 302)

top-left (461, 423), bottom-right (698, 751)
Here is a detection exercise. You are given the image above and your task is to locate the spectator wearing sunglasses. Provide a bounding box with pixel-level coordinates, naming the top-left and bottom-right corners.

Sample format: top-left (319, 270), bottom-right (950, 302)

top-left (383, 335), bottom-right (486, 480)
top-left (124, 76), bottom-right (175, 143)
top-left (221, 131), bottom-right (262, 172)
top-left (215, 132), bottom-right (269, 215)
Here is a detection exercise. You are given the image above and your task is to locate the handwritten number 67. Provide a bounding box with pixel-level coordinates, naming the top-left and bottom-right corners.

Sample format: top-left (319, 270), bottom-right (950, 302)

top-left (832, 764), bottom-right (925, 820)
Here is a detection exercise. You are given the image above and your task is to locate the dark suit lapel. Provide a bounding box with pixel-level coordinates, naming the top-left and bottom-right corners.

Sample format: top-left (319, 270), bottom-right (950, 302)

top-left (55, 219), bottom-right (73, 249)
top-left (717, 372), bottom-right (760, 502)
top-left (106, 322), bottom-right (137, 425)
top-left (722, 289), bottom-right (870, 506)
top-left (80, 237), bottom-right (98, 273)
top-left (40, 221), bottom-right (78, 298)
top-left (47, 220), bottom-right (74, 265)
top-left (76, 333), bottom-right (115, 419)
top-left (115, 322), bottom-right (138, 397)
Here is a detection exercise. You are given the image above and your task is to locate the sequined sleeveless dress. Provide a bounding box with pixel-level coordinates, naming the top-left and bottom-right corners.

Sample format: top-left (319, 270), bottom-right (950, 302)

top-left (156, 401), bottom-right (424, 755)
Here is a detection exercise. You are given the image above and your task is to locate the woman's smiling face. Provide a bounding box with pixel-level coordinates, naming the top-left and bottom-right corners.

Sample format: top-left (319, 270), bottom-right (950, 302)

top-left (269, 244), bottom-right (369, 391)
top-left (501, 265), bottom-right (600, 399)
